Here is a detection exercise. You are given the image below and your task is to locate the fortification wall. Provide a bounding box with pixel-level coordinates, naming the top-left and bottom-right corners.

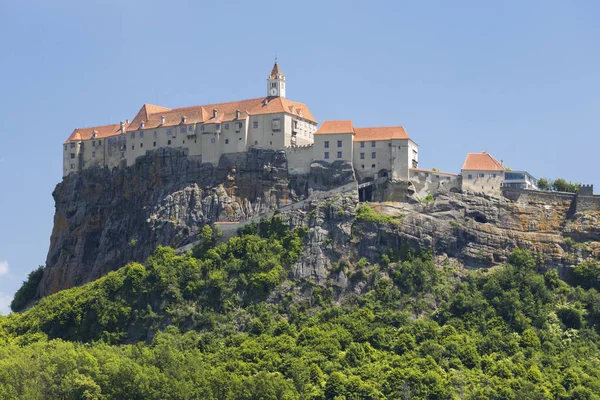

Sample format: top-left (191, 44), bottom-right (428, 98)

top-left (285, 145), bottom-right (314, 175)
top-left (502, 187), bottom-right (576, 205)
top-left (575, 196), bottom-right (600, 213)
top-left (409, 170), bottom-right (460, 198)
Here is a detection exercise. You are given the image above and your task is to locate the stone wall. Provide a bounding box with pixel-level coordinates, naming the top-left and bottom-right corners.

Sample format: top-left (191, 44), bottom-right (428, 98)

top-left (410, 169), bottom-right (460, 198)
top-left (285, 145), bottom-right (314, 175)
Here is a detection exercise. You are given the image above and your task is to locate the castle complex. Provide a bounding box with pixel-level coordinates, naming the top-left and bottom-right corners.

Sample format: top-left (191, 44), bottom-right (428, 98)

top-left (64, 62), bottom-right (419, 184)
top-left (64, 62), bottom-right (548, 198)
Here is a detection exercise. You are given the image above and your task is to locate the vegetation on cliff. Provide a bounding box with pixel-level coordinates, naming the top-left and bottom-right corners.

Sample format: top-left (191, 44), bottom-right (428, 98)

top-left (2, 218), bottom-right (600, 398)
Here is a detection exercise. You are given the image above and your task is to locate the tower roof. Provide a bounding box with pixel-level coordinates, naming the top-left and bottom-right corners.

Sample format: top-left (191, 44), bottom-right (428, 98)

top-left (270, 61), bottom-right (284, 79)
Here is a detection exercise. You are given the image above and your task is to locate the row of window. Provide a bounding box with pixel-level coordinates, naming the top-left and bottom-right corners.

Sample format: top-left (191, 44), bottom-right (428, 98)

top-left (360, 153), bottom-right (377, 159)
top-left (323, 152), bottom-right (343, 159)
top-left (323, 141), bottom-right (389, 149)
top-left (323, 152), bottom-right (378, 160)
top-left (466, 173), bottom-right (498, 179)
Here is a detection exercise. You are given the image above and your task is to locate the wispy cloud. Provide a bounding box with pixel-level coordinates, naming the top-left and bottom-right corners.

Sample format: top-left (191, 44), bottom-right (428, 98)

top-left (0, 292), bottom-right (12, 315)
top-left (0, 261), bottom-right (8, 276)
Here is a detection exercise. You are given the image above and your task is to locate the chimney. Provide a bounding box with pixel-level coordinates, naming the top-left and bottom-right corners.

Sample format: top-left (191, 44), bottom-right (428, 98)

top-left (236, 110), bottom-right (240, 119)
top-left (181, 116), bottom-right (187, 124)
top-left (120, 121), bottom-right (125, 133)
top-left (290, 105), bottom-right (295, 114)
top-left (213, 109), bottom-right (218, 119)
top-left (160, 116), bottom-right (165, 125)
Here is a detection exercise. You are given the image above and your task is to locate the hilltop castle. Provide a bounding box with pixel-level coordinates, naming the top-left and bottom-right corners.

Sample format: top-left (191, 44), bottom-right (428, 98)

top-left (62, 62), bottom-right (420, 185)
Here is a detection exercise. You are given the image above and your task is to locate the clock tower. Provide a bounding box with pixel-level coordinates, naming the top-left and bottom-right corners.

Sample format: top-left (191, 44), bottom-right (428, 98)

top-left (267, 61), bottom-right (286, 98)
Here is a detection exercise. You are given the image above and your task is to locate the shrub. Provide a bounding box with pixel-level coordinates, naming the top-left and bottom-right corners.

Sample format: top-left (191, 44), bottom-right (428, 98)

top-left (355, 204), bottom-right (401, 225)
top-left (10, 266), bottom-right (44, 312)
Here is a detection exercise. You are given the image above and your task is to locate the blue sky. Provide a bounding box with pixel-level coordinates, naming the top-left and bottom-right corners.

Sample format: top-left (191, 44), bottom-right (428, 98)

top-left (0, 0), bottom-right (599, 313)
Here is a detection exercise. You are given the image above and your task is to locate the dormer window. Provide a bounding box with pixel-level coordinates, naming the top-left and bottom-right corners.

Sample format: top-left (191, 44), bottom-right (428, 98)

top-left (139, 122), bottom-right (145, 129)
top-left (213, 109), bottom-right (218, 118)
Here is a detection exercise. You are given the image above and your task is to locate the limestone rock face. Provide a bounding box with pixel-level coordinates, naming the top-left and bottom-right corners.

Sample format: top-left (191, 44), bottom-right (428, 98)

top-left (40, 146), bottom-right (600, 303)
top-left (40, 148), bottom-right (354, 299)
top-left (270, 190), bottom-right (600, 301)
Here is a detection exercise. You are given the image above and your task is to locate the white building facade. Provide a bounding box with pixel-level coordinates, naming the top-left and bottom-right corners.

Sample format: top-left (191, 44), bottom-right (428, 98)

top-left (63, 62), bottom-right (318, 177)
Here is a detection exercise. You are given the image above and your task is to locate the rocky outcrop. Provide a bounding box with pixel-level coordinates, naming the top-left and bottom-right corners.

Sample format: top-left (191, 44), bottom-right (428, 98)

top-left (40, 148), bottom-right (355, 299)
top-left (40, 147), bottom-right (600, 302)
top-left (270, 189), bottom-right (600, 298)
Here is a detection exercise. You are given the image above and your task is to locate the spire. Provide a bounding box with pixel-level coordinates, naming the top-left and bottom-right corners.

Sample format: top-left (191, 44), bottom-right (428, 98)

top-left (270, 61), bottom-right (284, 79)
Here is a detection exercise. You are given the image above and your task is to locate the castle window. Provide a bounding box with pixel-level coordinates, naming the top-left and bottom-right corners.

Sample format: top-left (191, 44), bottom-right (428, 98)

top-left (70, 164), bottom-right (75, 169)
top-left (237, 122), bottom-right (243, 129)
top-left (98, 140), bottom-right (101, 144)
top-left (132, 145), bottom-right (134, 150)
top-left (140, 132), bottom-right (144, 138)
top-left (92, 141), bottom-right (96, 147)
top-left (479, 173), bottom-right (485, 178)
top-left (360, 142), bottom-right (365, 148)
top-left (468, 174), bottom-right (473, 179)
top-left (225, 139), bottom-right (229, 144)
top-left (324, 141), bottom-right (329, 148)
top-left (491, 173), bottom-right (497, 178)
top-left (337, 140), bottom-right (342, 148)
top-left (188, 126), bottom-right (193, 131)
top-left (153, 142), bottom-right (156, 147)
top-left (70, 153), bottom-right (75, 159)
top-left (239, 137), bottom-right (242, 140)
top-left (168, 140), bottom-right (171, 145)
top-left (70, 143), bottom-right (76, 148)
top-left (216, 124), bottom-right (221, 130)
top-left (253, 122), bottom-right (258, 129)
top-left (388, 142), bottom-right (392, 147)
top-left (211, 138), bottom-right (215, 143)
top-left (131, 132), bottom-right (135, 139)
top-left (201, 125), bottom-right (205, 132)
top-left (64, 145), bottom-right (67, 151)
top-left (372, 164), bottom-right (376, 168)
top-left (167, 129), bottom-right (172, 135)
top-left (225, 123), bottom-right (229, 130)
top-left (371, 152), bottom-right (376, 159)
top-left (371, 141), bottom-right (376, 147)
top-left (361, 165), bottom-right (364, 169)
top-left (140, 143), bottom-right (143, 148)
top-left (360, 153), bottom-right (365, 159)
top-left (337, 151), bottom-right (342, 159)
top-left (154, 131), bottom-right (158, 137)
top-left (180, 127), bottom-right (185, 133)
top-left (324, 152), bottom-right (329, 159)
top-left (92, 152), bottom-right (96, 158)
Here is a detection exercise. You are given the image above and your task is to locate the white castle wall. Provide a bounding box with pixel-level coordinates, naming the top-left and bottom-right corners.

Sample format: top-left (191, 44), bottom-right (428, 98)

top-left (285, 145), bottom-right (314, 175)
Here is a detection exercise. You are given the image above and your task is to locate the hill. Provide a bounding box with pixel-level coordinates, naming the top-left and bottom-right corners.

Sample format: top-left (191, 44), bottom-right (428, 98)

top-left (3, 217), bottom-right (600, 399)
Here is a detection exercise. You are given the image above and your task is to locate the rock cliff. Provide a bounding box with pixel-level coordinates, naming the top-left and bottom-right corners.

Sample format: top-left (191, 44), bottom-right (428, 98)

top-left (39, 148), bottom-right (600, 301)
top-left (40, 148), bottom-right (354, 299)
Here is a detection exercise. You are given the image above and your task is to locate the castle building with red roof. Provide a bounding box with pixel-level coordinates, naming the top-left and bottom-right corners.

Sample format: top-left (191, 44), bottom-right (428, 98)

top-left (63, 62), bottom-right (317, 176)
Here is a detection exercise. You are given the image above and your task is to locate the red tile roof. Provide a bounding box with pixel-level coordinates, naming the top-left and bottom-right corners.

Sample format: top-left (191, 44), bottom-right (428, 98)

top-left (461, 151), bottom-right (504, 171)
top-left (353, 126), bottom-right (409, 141)
top-left (64, 123), bottom-right (125, 144)
top-left (65, 96), bottom-right (316, 142)
top-left (314, 120), bottom-right (355, 135)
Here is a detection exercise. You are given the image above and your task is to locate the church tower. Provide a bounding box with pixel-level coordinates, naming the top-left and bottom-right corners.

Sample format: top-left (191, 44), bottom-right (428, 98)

top-left (267, 61), bottom-right (286, 98)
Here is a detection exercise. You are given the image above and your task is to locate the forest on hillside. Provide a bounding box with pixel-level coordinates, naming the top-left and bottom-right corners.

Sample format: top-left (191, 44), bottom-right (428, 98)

top-left (2, 217), bottom-right (600, 399)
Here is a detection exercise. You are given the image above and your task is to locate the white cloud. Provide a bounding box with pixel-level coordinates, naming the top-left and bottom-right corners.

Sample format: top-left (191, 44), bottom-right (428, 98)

top-left (0, 261), bottom-right (8, 276)
top-left (0, 292), bottom-right (12, 315)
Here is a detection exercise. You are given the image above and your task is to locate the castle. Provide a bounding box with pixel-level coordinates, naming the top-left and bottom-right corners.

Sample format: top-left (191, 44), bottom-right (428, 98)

top-left (65, 62), bottom-right (561, 201)
top-left (62, 62), bottom-right (420, 185)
